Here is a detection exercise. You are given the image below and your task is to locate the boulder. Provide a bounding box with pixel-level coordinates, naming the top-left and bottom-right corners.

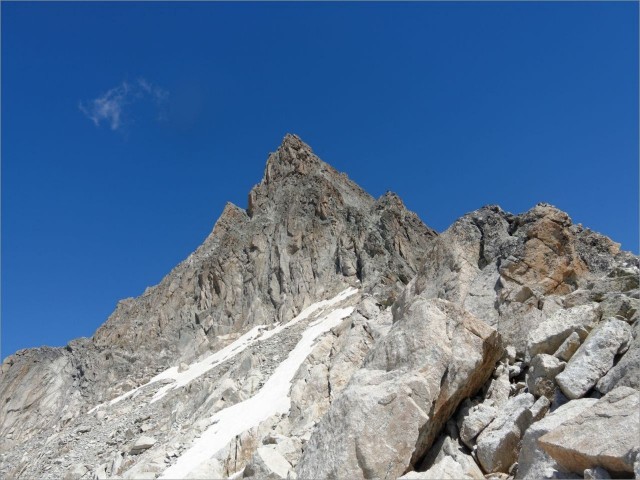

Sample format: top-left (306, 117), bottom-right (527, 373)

top-left (553, 332), bottom-right (581, 362)
top-left (459, 403), bottom-right (497, 448)
top-left (596, 320), bottom-right (640, 394)
top-left (538, 387), bottom-right (640, 475)
top-left (260, 434), bottom-right (302, 468)
top-left (476, 393), bottom-right (535, 473)
top-left (93, 463), bottom-right (108, 480)
top-left (526, 304), bottom-right (599, 361)
top-left (555, 318), bottom-right (632, 399)
top-left (130, 435), bottom-right (157, 454)
top-left (583, 466), bottom-right (612, 479)
top-left (526, 354), bottom-right (565, 398)
top-left (485, 365), bottom-right (511, 408)
top-left (529, 395), bottom-right (550, 422)
top-left (63, 463), bottom-right (89, 480)
top-left (295, 298), bottom-right (502, 480)
top-left (515, 398), bottom-right (597, 480)
top-left (418, 432), bottom-right (484, 479)
top-left (243, 446), bottom-right (296, 479)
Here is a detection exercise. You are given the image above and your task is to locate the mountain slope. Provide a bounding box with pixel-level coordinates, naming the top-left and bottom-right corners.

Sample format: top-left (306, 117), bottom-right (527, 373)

top-left (1, 135), bottom-right (638, 480)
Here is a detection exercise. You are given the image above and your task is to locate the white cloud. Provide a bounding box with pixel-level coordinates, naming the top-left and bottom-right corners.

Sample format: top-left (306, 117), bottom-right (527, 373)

top-left (80, 78), bottom-right (169, 131)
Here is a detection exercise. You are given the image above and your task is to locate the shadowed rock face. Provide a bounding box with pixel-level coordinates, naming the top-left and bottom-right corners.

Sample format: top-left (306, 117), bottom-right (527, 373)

top-left (1, 135), bottom-right (638, 480)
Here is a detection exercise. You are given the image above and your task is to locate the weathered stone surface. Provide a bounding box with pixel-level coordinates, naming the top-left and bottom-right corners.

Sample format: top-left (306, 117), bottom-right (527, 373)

top-left (243, 446), bottom-right (296, 480)
top-left (459, 403), bottom-right (498, 448)
top-left (63, 463), bottom-right (89, 480)
top-left (400, 456), bottom-right (479, 479)
top-left (555, 318), bottom-right (632, 399)
top-left (476, 393), bottom-right (535, 473)
top-left (295, 299), bottom-right (502, 479)
top-left (583, 466), bottom-right (612, 479)
top-left (484, 365), bottom-right (511, 408)
top-left (526, 354), bottom-right (565, 398)
top-left (596, 319), bottom-right (640, 394)
top-left (529, 395), bottom-right (551, 422)
top-left (418, 430), bottom-right (484, 479)
top-left (553, 332), bottom-right (581, 362)
top-left (539, 387), bottom-right (640, 475)
top-left (526, 304), bottom-right (599, 361)
top-left (515, 398), bottom-right (597, 480)
top-left (130, 435), bottom-right (157, 454)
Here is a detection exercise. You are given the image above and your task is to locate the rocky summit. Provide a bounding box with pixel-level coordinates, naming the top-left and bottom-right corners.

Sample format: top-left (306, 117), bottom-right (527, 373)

top-left (1, 134), bottom-right (638, 480)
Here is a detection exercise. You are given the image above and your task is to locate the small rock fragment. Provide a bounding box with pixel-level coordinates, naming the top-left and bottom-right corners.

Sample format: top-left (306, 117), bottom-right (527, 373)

top-left (130, 435), bottom-right (157, 454)
top-left (583, 466), bottom-right (612, 479)
top-left (526, 354), bottom-right (565, 398)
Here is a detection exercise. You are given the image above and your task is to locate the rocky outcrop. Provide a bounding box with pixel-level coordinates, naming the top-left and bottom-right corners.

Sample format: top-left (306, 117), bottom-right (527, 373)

top-left (538, 387), bottom-right (640, 476)
top-left (243, 446), bottom-right (296, 480)
top-left (295, 298), bottom-right (502, 479)
top-left (459, 402), bottom-right (498, 449)
top-left (516, 398), bottom-right (597, 480)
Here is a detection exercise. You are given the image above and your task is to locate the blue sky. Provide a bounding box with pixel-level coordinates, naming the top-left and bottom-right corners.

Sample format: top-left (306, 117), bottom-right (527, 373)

top-left (2, 2), bottom-right (638, 360)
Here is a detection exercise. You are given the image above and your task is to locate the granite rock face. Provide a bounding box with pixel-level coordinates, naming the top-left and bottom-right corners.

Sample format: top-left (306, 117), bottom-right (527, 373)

top-left (515, 398), bottom-right (598, 480)
top-left (1, 135), bottom-right (638, 480)
top-left (538, 387), bottom-right (640, 476)
top-left (555, 318), bottom-right (632, 399)
top-left (295, 298), bottom-right (502, 479)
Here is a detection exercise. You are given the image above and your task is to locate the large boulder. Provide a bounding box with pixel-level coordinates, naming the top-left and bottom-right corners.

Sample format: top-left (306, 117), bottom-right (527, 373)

top-left (459, 402), bottom-right (497, 448)
top-left (538, 387), bottom-right (640, 476)
top-left (526, 304), bottom-right (599, 362)
top-left (555, 318), bottom-right (632, 399)
top-left (476, 393), bottom-right (535, 473)
top-left (295, 298), bottom-right (502, 479)
top-left (515, 398), bottom-right (597, 480)
top-left (553, 332), bottom-right (581, 362)
top-left (596, 320), bottom-right (640, 394)
top-left (418, 430), bottom-right (484, 479)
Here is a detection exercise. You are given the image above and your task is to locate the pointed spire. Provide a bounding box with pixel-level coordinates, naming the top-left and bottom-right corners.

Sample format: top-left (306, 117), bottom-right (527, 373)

top-left (263, 133), bottom-right (320, 184)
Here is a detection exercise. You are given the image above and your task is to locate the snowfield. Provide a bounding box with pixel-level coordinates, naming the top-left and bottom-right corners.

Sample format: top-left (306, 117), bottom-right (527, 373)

top-left (158, 289), bottom-right (357, 479)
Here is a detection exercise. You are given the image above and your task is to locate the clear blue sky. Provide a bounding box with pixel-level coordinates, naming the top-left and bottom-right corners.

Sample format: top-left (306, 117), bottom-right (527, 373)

top-left (2, 2), bottom-right (638, 360)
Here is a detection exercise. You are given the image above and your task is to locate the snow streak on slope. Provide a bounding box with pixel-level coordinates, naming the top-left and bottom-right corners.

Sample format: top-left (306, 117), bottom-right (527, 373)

top-left (159, 302), bottom-right (356, 479)
top-left (88, 287), bottom-right (358, 413)
top-left (150, 287), bottom-right (358, 403)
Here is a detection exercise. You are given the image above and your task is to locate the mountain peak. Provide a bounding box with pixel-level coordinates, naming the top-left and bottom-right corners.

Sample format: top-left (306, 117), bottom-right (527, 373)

top-left (263, 133), bottom-right (320, 184)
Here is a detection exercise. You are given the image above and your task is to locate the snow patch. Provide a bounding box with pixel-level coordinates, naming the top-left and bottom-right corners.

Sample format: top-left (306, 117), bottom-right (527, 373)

top-left (159, 304), bottom-right (355, 479)
top-left (87, 287), bottom-right (357, 413)
top-left (150, 286), bottom-right (357, 403)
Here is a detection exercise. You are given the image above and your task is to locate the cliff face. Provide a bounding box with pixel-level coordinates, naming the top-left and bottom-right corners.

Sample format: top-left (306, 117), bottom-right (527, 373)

top-left (1, 135), bottom-right (637, 480)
